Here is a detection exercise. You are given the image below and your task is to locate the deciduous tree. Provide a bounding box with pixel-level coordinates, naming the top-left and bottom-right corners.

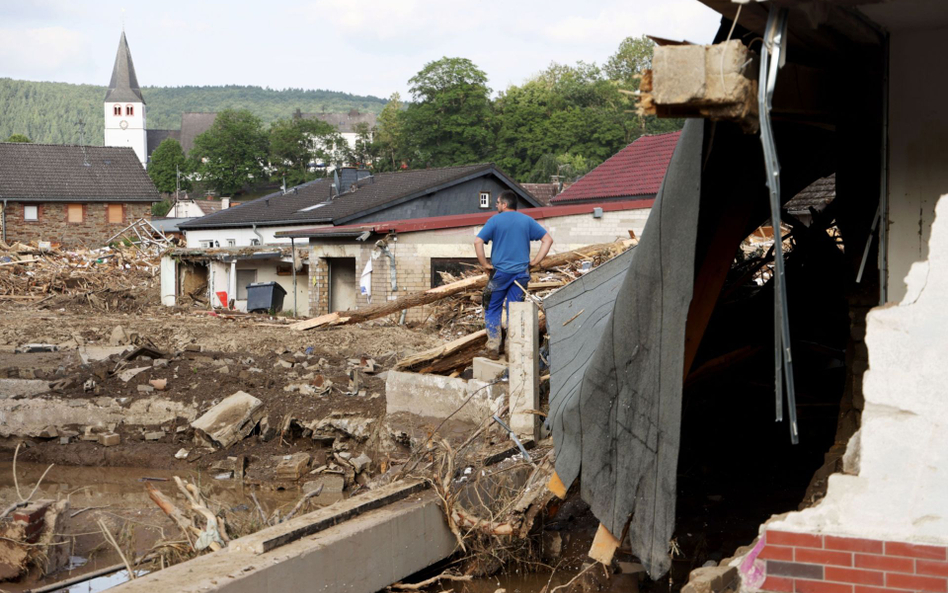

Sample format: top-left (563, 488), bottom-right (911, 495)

top-left (148, 138), bottom-right (191, 195)
top-left (191, 109), bottom-right (268, 195)
top-left (269, 117), bottom-right (344, 187)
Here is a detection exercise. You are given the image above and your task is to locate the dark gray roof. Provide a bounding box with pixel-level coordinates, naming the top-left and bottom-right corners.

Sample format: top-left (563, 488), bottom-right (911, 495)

top-left (786, 173), bottom-right (835, 214)
top-left (147, 129), bottom-right (181, 160)
top-left (0, 143), bottom-right (160, 202)
top-left (180, 164), bottom-right (537, 230)
top-left (300, 110), bottom-right (377, 134)
top-left (150, 217), bottom-right (196, 233)
top-left (105, 31), bottom-right (145, 104)
top-left (180, 113), bottom-right (218, 155)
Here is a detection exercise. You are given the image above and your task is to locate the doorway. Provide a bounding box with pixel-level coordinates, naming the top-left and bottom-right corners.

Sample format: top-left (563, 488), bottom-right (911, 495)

top-left (328, 258), bottom-right (356, 313)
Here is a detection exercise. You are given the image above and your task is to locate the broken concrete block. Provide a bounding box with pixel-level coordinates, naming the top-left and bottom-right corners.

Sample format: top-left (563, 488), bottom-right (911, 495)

top-left (274, 452), bottom-right (311, 481)
top-left (184, 344), bottom-right (202, 352)
top-left (137, 384), bottom-right (155, 393)
top-left (98, 433), bottom-right (120, 446)
top-left (315, 416), bottom-right (376, 442)
top-left (153, 359), bottom-right (170, 368)
top-left (118, 367), bottom-right (150, 383)
top-left (190, 391), bottom-right (264, 449)
top-left (109, 326), bottom-right (129, 346)
top-left (175, 448), bottom-right (189, 459)
top-left (144, 431), bottom-right (164, 441)
top-left (473, 356), bottom-right (507, 382)
top-left (37, 426), bottom-right (58, 439)
top-left (386, 370), bottom-right (504, 423)
top-left (274, 359), bottom-right (294, 369)
top-left (0, 379), bottom-right (51, 399)
top-left (215, 365), bottom-right (230, 375)
top-left (303, 474), bottom-right (345, 504)
top-left (258, 416), bottom-right (277, 442)
top-left (350, 453), bottom-right (372, 474)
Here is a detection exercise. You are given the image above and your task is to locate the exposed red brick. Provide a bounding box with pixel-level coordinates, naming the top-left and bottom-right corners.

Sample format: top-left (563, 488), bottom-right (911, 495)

top-left (770, 531), bottom-right (824, 549)
top-left (917, 561), bottom-right (948, 578)
top-left (854, 586), bottom-right (910, 593)
top-left (825, 537), bottom-right (884, 555)
top-left (11, 502), bottom-right (49, 524)
top-left (761, 546), bottom-right (796, 561)
top-left (824, 567), bottom-right (885, 586)
top-left (886, 573), bottom-right (948, 593)
top-left (763, 576), bottom-right (795, 593)
top-left (795, 578), bottom-right (853, 593)
top-left (885, 542), bottom-right (948, 561)
top-left (797, 548), bottom-right (854, 567)
top-left (854, 555), bottom-right (914, 574)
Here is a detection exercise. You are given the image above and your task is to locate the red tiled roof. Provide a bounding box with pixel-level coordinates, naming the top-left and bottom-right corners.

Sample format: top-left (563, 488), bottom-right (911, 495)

top-left (521, 183), bottom-right (560, 206)
top-left (277, 199), bottom-right (654, 238)
top-left (551, 131), bottom-right (682, 203)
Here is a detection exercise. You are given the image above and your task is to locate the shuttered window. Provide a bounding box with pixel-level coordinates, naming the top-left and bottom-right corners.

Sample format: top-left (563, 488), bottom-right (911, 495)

top-left (67, 204), bottom-right (83, 223)
top-left (107, 204), bottom-right (123, 224)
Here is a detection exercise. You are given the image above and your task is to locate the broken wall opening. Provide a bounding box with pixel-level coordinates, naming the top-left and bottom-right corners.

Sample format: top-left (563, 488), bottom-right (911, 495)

top-left (178, 262), bottom-right (208, 305)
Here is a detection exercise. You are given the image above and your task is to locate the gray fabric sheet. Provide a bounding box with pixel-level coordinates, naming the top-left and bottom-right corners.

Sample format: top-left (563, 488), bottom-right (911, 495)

top-left (548, 119), bottom-right (704, 577)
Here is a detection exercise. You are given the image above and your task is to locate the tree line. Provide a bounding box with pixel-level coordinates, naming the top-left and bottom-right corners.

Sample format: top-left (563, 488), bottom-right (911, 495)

top-left (149, 36), bottom-right (681, 203)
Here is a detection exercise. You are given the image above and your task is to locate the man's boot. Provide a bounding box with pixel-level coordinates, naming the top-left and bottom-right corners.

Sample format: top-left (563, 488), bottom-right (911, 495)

top-left (486, 332), bottom-right (502, 360)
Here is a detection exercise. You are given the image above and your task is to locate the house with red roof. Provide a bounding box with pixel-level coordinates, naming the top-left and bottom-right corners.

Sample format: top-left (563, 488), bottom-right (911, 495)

top-left (551, 131), bottom-right (682, 205)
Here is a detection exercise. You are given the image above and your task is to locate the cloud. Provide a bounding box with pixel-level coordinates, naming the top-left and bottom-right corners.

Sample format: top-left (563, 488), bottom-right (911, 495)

top-left (0, 27), bottom-right (93, 78)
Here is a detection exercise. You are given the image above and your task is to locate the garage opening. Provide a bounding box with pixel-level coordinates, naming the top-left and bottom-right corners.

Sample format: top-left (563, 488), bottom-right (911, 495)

top-left (328, 257), bottom-right (356, 313)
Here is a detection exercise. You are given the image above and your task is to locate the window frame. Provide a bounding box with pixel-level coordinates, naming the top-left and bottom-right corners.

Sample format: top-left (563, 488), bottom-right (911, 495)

top-left (23, 204), bottom-right (38, 222)
top-left (113, 105), bottom-right (122, 116)
top-left (479, 191), bottom-right (491, 209)
top-left (126, 105), bottom-right (134, 116)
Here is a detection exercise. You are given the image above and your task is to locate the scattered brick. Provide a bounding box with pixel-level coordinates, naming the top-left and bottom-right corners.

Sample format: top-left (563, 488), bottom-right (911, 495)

top-left (769, 531), bottom-right (824, 549)
top-left (854, 554), bottom-right (914, 574)
top-left (825, 567), bottom-right (885, 586)
top-left (825, 537), bottom-right (884, 555)
top-left (885, 573), bottom-right (948, 593)
top-left (797, 548), bottom-right (854, 567)
top-left (795, 578), bottom-right (853, 593)
top-left (885, 542), bottom-right (947, 561)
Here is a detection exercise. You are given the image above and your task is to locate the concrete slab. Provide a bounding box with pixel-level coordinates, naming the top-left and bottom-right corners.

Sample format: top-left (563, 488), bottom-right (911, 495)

top-left (473, 356), bottom-right (507, 382)
top-left (78, 345), bottom-right (131, 364)
top-left (508, 302), bottom-right (539, 440)
top-left (191, 391), bottom-right (264, 448)
top-left (385, 370), bottom-right (504, 423)
top-left (0, 396), bottom-right (197, 438)
top-left (0, 379), bottom-right (50, 399)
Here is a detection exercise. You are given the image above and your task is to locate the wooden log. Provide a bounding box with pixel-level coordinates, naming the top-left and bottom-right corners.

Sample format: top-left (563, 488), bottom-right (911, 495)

top-left (290, 239), bottom-right (634, 331)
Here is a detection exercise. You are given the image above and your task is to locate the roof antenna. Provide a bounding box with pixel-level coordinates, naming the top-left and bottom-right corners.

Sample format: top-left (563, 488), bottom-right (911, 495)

top-left (77, 118), bottom-right (90, 167)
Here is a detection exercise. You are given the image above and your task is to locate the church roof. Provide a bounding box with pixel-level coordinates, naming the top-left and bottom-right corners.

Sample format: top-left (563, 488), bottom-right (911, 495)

top-left (105, 31), bottom-right (145, 104)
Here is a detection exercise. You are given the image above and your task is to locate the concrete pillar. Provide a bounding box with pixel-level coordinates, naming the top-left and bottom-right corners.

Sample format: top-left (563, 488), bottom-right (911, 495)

top-left (508, 301), bottom-right (539, 440)
top-left (159, 256), bottom-right (176, 307)
top-left (229, 260), bottom-right (237, 307)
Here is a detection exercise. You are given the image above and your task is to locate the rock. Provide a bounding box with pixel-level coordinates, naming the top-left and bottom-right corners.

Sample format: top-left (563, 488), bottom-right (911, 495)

top-left (350, 453), bottom-right (372, 473)
top-left (190, 391), bottom-right (265, 449)
top-left (98, 433), bottom-right (120, 446)
top-left (109, 326), bottom-right (128, 346)
top-left (149, 378), bottom-right (167, 391)
top-left (37, 426), bottom-right (58, 439)
top-left (137, 384), bottom-right (155, 393)
top-left (274, 452), bottom-right (311, 481)
top-left (175, 448), bottom-right (190, 459)
top-left (118, 367), bottom-right (150, 383)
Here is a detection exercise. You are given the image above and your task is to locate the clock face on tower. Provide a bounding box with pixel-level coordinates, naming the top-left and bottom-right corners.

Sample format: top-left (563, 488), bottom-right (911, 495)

top-left (119, 120), bottom-right (129, 130)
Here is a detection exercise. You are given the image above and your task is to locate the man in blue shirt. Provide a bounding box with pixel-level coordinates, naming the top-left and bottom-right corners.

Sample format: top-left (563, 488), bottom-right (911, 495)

top-left (474, 190), bottom-right (553, 359)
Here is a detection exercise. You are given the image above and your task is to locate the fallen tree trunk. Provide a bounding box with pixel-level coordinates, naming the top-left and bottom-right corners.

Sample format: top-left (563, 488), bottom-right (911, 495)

top-left (291, 239), bottom-right (634, 331)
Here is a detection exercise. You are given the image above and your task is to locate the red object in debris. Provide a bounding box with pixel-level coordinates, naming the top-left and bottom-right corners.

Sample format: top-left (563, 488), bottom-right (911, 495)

top-left (216, 291), bottom-right (229, 309)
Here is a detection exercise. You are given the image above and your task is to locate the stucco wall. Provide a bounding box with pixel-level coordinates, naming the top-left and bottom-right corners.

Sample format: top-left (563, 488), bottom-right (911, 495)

top-left (886, 26), bottom-right (948, 302)
top-left (185, 224), bottom-right (329, 248)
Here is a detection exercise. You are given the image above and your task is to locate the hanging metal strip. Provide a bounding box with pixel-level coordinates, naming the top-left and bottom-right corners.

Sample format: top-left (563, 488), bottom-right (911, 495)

top-left (758, 6), bottom-right (799, 444)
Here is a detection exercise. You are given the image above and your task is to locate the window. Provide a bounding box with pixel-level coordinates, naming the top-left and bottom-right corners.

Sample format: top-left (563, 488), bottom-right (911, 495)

top-left (67, 204), bottom-right (83, 223)
top-left (107, 204), bottom-right (123, 224)
top-left (479, 192), bottom-right (490, 209)
top-left (236, 270), bottom-right (257, 300)
top-left (113, 105), bottom-right (121, 116)
top-left (126, 105), bottom-right (134, 116)
top-left (226, 239), bottom-right (236, 247)
top-left (23, 205), bottom-right (38, 221)
top-left (199, 240), bottom-right (214, 248)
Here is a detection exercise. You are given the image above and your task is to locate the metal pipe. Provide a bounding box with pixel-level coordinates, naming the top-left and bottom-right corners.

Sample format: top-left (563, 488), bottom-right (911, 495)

top-left (291, 237), bottom-right (298, 317)
top-left (758, 6), bottom-right (799, 444)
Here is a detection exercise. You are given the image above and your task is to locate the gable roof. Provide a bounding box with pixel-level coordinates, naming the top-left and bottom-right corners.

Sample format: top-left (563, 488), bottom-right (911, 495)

top-left (179, 112), bottom-right (218, 155)
top-left (551, 131), bottom-right (682, 203)
top-left (0, 143), bottom-right (160, 202)
top-left (521, 183), bottom-right (561, 206)
top-left (179, 164), bottom-right (539, 230)
top-left (105, 31), bottom-right (145, 104)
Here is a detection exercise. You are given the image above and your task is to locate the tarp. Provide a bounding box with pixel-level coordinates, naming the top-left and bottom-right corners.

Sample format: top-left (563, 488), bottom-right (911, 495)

top-left (548, 119), bottom-right (704, 577)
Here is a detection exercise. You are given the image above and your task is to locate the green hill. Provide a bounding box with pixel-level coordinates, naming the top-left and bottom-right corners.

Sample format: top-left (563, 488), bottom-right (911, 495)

top-left (0, 78), bottom-right (388, 145)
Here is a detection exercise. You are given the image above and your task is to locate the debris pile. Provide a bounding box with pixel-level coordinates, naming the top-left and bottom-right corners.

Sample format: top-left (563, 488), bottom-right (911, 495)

top-left (0, 240), bottom-right (161, 311)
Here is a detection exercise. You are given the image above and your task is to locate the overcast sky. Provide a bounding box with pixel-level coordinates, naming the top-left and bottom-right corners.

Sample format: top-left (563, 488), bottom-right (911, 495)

top-left (0, 0), bottom-right (722, 99)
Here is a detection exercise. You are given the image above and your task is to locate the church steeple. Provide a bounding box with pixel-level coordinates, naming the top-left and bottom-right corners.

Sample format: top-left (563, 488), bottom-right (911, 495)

top-left (105, 31), bottom-right (145, 104)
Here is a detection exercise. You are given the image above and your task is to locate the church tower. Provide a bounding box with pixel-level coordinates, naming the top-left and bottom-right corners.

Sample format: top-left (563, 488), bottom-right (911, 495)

top-left (104, 31), bottom-right (147, 165)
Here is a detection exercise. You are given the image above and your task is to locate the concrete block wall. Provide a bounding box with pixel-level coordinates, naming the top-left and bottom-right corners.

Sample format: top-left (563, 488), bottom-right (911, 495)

top-left (2, 201), bottom-right (152, 248)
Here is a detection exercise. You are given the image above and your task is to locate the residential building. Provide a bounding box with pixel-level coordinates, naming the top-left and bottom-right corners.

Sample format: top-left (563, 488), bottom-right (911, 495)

top-left (0, 143), bottom-right (159, 247)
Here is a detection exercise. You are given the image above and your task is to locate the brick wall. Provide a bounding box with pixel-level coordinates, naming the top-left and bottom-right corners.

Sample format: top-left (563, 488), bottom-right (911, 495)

top-left (757, 530), bottom-right (948, 593)
top-left (1, 201), bottom-right (152, 248)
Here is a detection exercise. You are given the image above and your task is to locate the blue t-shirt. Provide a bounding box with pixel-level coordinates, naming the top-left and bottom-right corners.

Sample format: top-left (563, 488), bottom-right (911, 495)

top-left (476, 211), bottom-right (548, 274)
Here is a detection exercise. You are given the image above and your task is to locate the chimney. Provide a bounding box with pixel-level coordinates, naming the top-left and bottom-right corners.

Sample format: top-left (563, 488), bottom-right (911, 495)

top-left (221, 197), bottom-right (231, 210)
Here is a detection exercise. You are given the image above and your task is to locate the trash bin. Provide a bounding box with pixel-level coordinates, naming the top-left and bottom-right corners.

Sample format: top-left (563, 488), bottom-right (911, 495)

top-left (245, 282), bottom-right (287, 313)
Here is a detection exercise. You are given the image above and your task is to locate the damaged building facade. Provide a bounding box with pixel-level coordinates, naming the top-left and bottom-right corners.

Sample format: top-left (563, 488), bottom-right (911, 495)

top-left (547, 0), bottom-right (948, 589)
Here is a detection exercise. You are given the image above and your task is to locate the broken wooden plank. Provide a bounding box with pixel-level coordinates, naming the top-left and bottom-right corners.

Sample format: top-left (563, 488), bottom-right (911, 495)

top-left (394, 330), bottom-right (487, 371)
top-left (290, 239), bottom-right (635, 332)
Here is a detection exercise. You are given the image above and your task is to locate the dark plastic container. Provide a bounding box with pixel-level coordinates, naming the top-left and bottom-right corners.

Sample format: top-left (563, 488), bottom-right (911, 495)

top-left (246, 282), bottom-right (287, 313)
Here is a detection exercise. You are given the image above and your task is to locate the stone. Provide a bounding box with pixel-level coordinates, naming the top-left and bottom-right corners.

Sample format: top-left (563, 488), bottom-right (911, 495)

top-left (137, 384), bottom-right (155, 393)
top-left (274, 452), bottom-right (311, 481)
top-left (98, 433), bottom-right (120, 446)
top-left (473, 356), bottom-right (507, 382)
top-left (109, 326), bottom-right (129, 346)
top-left (190, 391), bottom-right (265, 448)
top-left (350, 453), bottom-right (372, 474)
top-left (149, 378), bottom-right (167, 391)
top-left (175, 448), bottom-right (190, 459)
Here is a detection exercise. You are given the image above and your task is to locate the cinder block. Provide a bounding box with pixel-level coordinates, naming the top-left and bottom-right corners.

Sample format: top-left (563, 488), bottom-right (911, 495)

top-left (98, 432), bottom-right (120, 446)
top-left (473, 357), bottom-right (507, 382)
